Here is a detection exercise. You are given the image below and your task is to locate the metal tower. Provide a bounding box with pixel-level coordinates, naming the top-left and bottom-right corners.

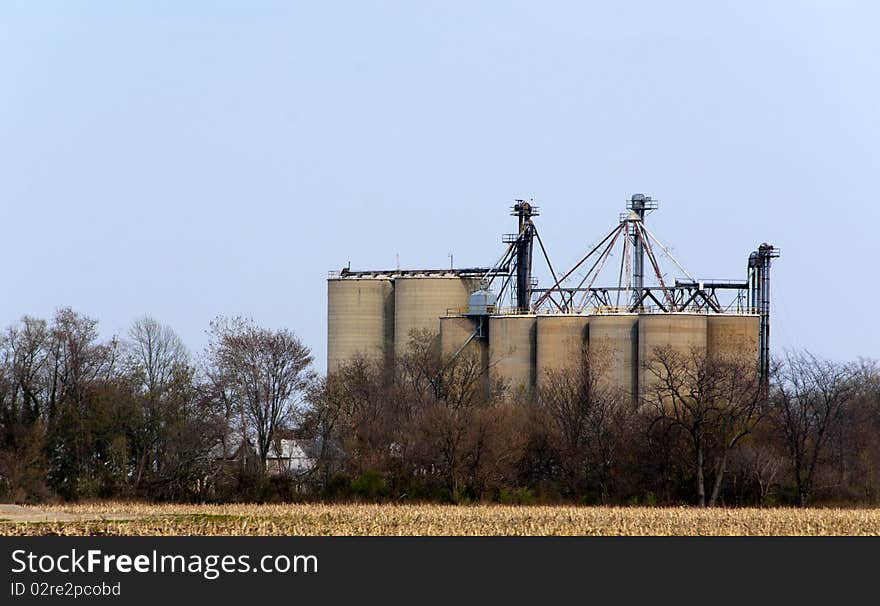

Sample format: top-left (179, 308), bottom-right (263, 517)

top-left (749, 243), bottom-right (781, 383)
top-left (512, 201), bottom-right (538, 313)
top-left (627, 194), bottom-right (658, 308)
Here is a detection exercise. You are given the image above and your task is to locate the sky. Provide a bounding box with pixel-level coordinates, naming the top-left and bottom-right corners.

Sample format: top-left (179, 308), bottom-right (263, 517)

top-left (1, 1), bottom-right (878, 370)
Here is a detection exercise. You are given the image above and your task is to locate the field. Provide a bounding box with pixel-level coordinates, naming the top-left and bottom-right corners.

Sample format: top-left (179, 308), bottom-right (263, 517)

top-left (2, 503), bottom-right (880, 536)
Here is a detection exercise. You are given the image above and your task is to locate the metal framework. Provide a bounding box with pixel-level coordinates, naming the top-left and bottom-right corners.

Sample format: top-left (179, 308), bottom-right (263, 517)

top-left (481, 200), bottom-right (565, 313)
top-left (336, 196), bottom-right (780, 383)
top-left (529, 195), bottom-right (780, 380)
top-left (628, 194), bottom-right (657, 307)
top-left (463, 198), bottom-right (778, 383)
top-left (531, 194), bottom-right (749, 315)
top-left (513, 201), bottom-right (537, 313)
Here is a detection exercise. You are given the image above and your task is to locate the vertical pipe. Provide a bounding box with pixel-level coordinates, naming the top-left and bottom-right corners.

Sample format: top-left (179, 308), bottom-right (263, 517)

top-left (756, 262), bottom-right (765, 378)
top-left (751, 244), bottom-right (778, 385)
top-left (759, 249), bottom-right (771, 382)
top-left (748, 260), bottom-right (754, 312)
top-left (630, 194), bottom-right (647, 308)
top-left (749, 252), bottom-right (759, 313)
top-left (514, 202), bottom-right (535, 313)
top-left (633, 228), bottom-right (643, 306)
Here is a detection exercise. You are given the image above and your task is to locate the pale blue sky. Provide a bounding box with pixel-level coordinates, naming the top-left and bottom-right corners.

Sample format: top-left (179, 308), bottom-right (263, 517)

top-left (1, 1), bottom-right (878, 369)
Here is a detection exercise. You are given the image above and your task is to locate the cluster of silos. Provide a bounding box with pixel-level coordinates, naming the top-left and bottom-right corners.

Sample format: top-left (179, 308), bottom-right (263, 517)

top-left (329, 273), bottom-right (759, 394)
top-left (327, 272), bottom-right (480, 372)
top-left (438, 310), bottom-right (759, 400)
top-left (329, 199), bottom-right (768, 396)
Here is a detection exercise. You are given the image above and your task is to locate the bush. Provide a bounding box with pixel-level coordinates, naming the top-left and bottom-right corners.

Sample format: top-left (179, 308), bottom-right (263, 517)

top-left (351, 472), bottom-right (387, 502)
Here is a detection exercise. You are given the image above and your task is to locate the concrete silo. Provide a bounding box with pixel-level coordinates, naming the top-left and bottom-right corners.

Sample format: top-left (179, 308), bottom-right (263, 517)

top-left (394, 276), bottom-right (479, 358)
top-left (327, 277), bottom-right (394, 372)
top-left (589, 314), bottom-right (639, 400)
top-left (440, 315), bottom-right (489, 371)
top-left (638, 313), bottom-right (708, 396)
top-left (707, 315), bottom-right (760, 368)
top-left (489, 315), bottom-right (537, 394)
top-left (535, 315), bottom-right (589, 390)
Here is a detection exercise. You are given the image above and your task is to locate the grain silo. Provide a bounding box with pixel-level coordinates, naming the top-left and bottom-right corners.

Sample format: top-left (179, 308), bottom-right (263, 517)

top-left (589, 314), bottom-right (639, 400)
top-left (394, 275), bottom-right (479, 358)
top-left (535, 315), bottom-right (589, 389)
top-left (440, 315), bottom-right (489, 370)
top-left (489, 315), bottom-right (537, 393)
top-left (327, 276), bottom-right (394, 372)
top-left (707, 315), bottom-right (760, 367)
top-left (638, 313), bottom-right (708, 396)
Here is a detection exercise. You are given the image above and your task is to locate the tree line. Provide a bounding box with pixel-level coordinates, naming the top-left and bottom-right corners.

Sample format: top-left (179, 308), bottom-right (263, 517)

top-left (1, 309), bottom-right (878, 507)
top-left (312, 332), bottom-right (880, 507)
top-left (0, 310), bottom-right (312, 502)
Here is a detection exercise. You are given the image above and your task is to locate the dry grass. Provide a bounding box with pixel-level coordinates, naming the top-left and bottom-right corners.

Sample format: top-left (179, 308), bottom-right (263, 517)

top-left (2, 502), bottom-right (880, 536)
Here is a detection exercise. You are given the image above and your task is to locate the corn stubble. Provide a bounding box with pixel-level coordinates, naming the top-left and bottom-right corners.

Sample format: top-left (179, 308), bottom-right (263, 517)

top-left (2, 504), bottom-right (880, 536)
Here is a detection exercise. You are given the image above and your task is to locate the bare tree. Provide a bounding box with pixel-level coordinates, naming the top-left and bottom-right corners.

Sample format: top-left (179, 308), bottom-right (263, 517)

top-left (124, 316), bottom-right (191, 488)
top-left (5, 317), bottom-right (51, 423)
top-left (733, 442), bottom-right (783, 505)
top-left (397, 329), bottom-right (499, 409)
top-left (313, 354), bottom-right (398, 477)
top-left (642, 346), bottom-right (763, 507)
top-left (126, 316), bottom-right (188, 395)
top-left (44, 308), bottom-right (119, 497)
top-left (397, 331), bottom-right (516, 501)
top-left (206, 317), bottom-right (314, 468)
top-left (771, 351), bottom-right (856, 506)
top-left (538, 356), bottom-right (603, 494)
top-left (47, 308), bottom-right (118, 410)
top-left (537, 350), bottom-right (634, 502)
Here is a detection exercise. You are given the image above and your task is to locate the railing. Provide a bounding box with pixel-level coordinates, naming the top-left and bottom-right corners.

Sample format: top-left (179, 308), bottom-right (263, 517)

top-left (460, 306), bottom-right (760, 316)
top-left (445, 306), bottom-right (499, 316)
top-left (440, 305), bottom-right (760, 317)
top-left (535, 305), bottom-right (759, 316)
top-left (330, 268), bottom-right (497, 279)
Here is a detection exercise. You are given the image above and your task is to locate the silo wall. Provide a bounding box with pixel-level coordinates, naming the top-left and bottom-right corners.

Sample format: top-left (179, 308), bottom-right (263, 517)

top-left (535, 315), bottom-right (589, 390)
top-left (440, 316), bottom-right (489, 375)
top-left (489, 315), bottom-right (537, 394)
top-left (394, 277), bottom-right (478, 358)
top-left (327, 278), bottom-right (394, 372)
top-left (707, 315), bottom-right (760, 369)
top-left (638, 313), bottom-right (708, 398)
top-left (589, 314), bottom-right (639, 400)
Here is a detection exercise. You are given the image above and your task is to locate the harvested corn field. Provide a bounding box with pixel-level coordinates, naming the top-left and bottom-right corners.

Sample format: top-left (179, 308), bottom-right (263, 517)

top-left (2, 503), bottom-right (880, 536)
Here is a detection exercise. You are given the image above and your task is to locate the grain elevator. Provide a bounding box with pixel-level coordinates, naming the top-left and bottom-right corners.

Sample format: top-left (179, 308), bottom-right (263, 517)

top-left (327, 196), bottom-right (779, 400)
